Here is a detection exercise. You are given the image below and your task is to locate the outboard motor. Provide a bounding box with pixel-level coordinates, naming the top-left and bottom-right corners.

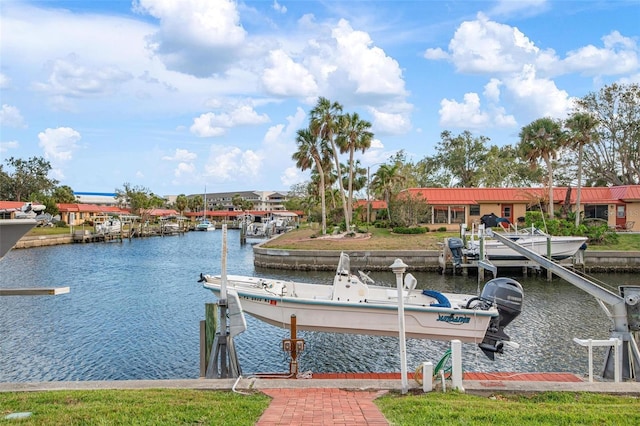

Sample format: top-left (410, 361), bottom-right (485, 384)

top-left (477, 277), bottom-right (524, 360)
top-left (447, 237), bottom-right (464, 270)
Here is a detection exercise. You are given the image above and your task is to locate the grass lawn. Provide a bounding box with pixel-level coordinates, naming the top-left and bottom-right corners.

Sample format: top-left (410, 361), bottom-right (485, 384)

top-left (1, 389), bottom-right (639, 425)
top-left (376, 390), bottom-right (640, 425)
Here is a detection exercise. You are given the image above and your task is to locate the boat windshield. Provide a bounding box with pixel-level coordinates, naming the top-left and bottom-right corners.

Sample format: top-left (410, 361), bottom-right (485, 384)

top-left (336, 252), bottom-right (350, 276)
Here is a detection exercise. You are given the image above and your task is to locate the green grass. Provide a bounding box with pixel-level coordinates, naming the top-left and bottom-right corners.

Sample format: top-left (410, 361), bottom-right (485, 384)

top-left (590, 233), bottom-right (640, 250)
top-left (2, 389), bottom-right (639, 425)
top-left (0, 389), bottom-right (270, 425)
top-left (375, 390), bottom-right (640, 425)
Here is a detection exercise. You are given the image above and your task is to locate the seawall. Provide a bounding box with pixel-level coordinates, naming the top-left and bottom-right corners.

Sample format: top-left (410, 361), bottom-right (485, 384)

top-left (254, 246), bottom-right (640, 272)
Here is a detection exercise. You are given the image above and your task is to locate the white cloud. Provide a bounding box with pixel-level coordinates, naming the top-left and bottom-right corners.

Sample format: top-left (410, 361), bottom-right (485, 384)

top-left (174, 162), bottom-right (195, 178)
top-left (204, 145), bottom-right (262, 181)
top-left (369, 108), bottom-right (410, 135)
top-left (37, 127), bottom-right (81, 179)
top-left (272, 1), bottom-right (287, 14)
top-left (0, 104), bottom-right (27, 128)
top-left (162, 148), bottom-right (197, 162)
top-left (190, 106), bottom-right (270, 137)
top-left (483, 79), bottom-right (502, 103)
top-left (439, 93), bottom-right (490, 129)
top-left (134, 0), bottom-right (246, 77)
top-left (331, 19), bottom-right (407, 96)
top-left (32, 56), bottom-right (132, 98)
top-left (447, 13), bottom-right (542, 74)
top-left (0, 73), bottom-right (10, 89)
top-left (281, 166), bottom-right (302, 187)
top-left (423, 47), bottom-right (449, 60)
top-left (504, 64), bottom-right (574, 118)
top-left (262, 50), bottom-right (318, 96)
top-left (0, 140), bottom-right (19, 152)
top-left (439, 92), bottom-right (516, 129)
top-left (562, 31), bottom-right (638, 76)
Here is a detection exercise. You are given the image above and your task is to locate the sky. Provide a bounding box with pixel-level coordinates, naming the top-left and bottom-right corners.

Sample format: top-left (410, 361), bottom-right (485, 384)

top-left (1, 0), bottom-right (639, 198)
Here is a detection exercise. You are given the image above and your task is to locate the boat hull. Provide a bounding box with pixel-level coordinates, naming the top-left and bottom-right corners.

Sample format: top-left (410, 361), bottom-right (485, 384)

top-left (0, 219), bottom-right (37, 259)
top-left (473, 236), bottom-right (587, 261)
top-left (203, 275), bottom-right (496, 343)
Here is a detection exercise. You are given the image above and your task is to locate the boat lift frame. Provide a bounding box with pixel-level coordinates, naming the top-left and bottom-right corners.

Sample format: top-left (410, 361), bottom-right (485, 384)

top-left (487, 229), bottom-right (640, 381)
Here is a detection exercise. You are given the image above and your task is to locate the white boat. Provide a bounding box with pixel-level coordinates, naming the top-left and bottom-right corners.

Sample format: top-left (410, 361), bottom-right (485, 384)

top-left (201, 252), bottom-right (524, 359)
top-left (95, 217), bottom-right (121, 234)
top-left (463, 226), bottom-right (587, 261)
top-left (0, 219), bottom-right (37, 259)
top-left (196, 220), bottom-right (216, 231)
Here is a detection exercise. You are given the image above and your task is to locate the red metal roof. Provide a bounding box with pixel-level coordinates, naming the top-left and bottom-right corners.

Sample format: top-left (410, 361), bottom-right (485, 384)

top-left (403, 185), bottom-right (640, 205)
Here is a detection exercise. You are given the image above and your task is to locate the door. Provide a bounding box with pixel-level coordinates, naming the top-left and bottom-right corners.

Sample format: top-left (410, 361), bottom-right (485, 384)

top-left (616, 205), bottom-right (626, 229)
top-left (501, 204), bottom-right (513, 228)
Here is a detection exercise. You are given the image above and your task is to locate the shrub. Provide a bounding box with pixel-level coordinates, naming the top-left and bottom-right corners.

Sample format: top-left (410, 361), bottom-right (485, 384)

top-left (437, 226), bottom-right (447, 232)
top-left (392, 226), bottom-right (427, 234)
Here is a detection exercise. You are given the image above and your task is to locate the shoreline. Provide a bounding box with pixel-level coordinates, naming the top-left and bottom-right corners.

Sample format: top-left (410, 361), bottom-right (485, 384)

top-left (12, 233), bottom-right (640, 272)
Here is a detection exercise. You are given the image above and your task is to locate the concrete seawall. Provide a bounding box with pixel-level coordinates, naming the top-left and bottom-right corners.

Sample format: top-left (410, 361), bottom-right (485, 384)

top-left (12, 235), bottom-right (640, 272)
top-left (15, 235), bottom-right (73, 249)
top-left (254, 246), bottom-right (640, 272)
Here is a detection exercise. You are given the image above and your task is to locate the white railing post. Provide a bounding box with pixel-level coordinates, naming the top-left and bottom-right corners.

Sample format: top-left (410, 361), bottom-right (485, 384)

top-left (422, 362), bottom-right (433, 393)
top-left (451, 340), bottom-right (464, 392)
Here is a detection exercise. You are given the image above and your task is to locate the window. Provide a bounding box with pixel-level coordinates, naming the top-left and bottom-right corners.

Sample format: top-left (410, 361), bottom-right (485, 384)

top-left (469, 205), bottom-right (480, 216)
top-left (584, 204), bottom-right (608, 219)
top-left (431, 205), bottom-right (466, 224)
top-left (617, 205), bottom-right (626, 218)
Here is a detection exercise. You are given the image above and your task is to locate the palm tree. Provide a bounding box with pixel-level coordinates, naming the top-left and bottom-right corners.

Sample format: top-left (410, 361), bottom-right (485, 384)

top-left (292, 128), bottom-right (331, 235)
top-left (565, 112), bottom-right (599, 227)
top-left (310, 98), bottom-right (350, 230)
top-left (370, 162), bottom-right (405, 223)
top-left (518, 117), bottom-right (565, 218)
top-left (336, 112), bottom-right (373, 228)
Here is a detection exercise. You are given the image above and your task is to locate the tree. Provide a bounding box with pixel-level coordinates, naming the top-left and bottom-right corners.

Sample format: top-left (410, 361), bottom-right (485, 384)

top-left (310, 98), bottom-right (350, 231)
top-left (575, 83), bottom-right (640, 186)
top-left (174, 194), bottom-right (188, 215)
top-left (518, 118), bottom-right (565, 218)
top-left (434, 130), bottom-right (488, 187)
top-left (52, 185), bottom-right (78, 203)
top-left (292, 128), bottom-right (331, 235)
top-left (565, 112), bottom-right (600, 226)
top-left (232, 193), bottom-right (254, 212)
top-left (371, 162), bottom-right (405, 224)
top-left (336, 112), bottom-right (373, 228)
top-left (0, 156), bottom-right (58, 201)
top-left (478, 145), bottom-right (542, 187)
top-left (188, 195), bottom-right (203, 213)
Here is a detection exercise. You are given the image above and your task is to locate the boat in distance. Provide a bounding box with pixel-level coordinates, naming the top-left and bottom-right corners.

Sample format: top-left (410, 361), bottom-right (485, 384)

top-left (195, 220), bottom-right (216, 231)
top-left (201, 252), bottom-right (524, 359)
top-left (463, 225), bottom-right (588, 261)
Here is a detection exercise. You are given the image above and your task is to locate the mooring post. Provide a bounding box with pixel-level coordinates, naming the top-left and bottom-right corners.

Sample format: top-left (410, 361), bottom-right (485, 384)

top-left (290, 314), bottom-right (298, 376)
top-left (390, 258), bottom-right (409, 394)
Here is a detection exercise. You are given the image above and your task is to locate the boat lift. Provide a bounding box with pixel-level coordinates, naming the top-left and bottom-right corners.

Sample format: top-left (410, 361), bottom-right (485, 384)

top-left (486, 229), bottom-right (640, 381)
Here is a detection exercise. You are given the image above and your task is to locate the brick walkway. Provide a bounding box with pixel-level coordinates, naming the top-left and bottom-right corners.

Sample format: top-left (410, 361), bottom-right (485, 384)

top-left (256, 388), bottom-right (389, 425)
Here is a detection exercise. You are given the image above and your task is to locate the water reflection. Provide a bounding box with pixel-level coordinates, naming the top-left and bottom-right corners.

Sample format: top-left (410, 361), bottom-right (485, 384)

top-left (0, 230), bottom-right (635, 382)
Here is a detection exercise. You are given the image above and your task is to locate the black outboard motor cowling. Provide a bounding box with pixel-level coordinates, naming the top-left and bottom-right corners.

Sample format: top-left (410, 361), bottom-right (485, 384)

top-left (447, 237), bottom-right (464, 269)
top-left (478, 277), bottom-right (524, 360)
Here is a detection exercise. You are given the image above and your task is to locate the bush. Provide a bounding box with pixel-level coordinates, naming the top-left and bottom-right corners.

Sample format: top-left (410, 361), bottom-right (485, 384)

top-left (437, 226), bottom-right (447, 232)
top-left (392, 226), bottom-right (427, 234)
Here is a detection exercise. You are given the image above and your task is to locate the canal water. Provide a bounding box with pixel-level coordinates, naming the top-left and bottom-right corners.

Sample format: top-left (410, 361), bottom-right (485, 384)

top-left (0, 230), bottom-right (634, 382)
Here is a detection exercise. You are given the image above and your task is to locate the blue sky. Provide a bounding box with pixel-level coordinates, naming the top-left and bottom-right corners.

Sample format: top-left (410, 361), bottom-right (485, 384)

top-left (1, 0), bottom-right (638, 197)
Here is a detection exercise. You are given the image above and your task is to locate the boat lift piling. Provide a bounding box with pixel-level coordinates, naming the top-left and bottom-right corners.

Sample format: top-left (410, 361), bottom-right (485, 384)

top-left (487, 229), bottom-right (640, 381)
top-left (282, 314), bottom-right (305, 376)
top-left (205, 225), bottom-right (242, 379)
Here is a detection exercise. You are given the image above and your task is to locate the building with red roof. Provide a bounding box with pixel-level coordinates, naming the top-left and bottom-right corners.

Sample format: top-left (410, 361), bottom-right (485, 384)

top-left (401, 186), bottom-right (640, 231)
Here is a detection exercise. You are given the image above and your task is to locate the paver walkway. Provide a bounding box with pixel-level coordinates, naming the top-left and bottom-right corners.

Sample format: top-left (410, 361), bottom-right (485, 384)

top-left (256, 388), bottom-right (389, 425)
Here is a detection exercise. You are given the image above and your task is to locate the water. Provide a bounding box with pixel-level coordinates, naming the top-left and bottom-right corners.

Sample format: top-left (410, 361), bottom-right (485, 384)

top-left (0, 230), bottom-right (635, 382)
